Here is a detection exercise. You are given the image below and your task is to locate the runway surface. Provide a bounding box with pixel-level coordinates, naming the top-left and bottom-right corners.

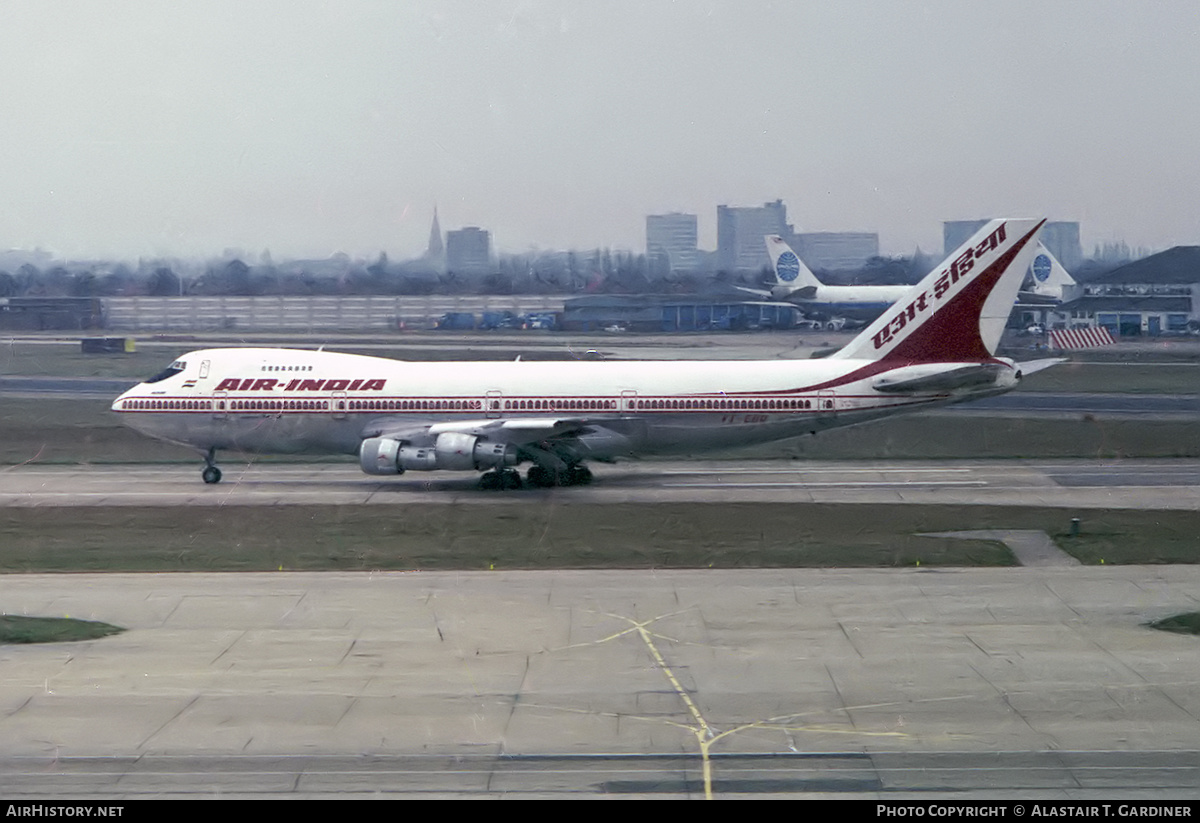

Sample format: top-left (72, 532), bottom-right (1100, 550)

top-left (4, 458), bottom-right (1199, 509)
top-left (4, 457), bottom-right (1199, 797)
top-left (1, 568), bottom-right (1199, 798)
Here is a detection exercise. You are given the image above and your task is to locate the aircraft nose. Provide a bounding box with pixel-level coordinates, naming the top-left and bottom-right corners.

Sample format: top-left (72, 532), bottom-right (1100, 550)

top-left (112, 384), bottom-right (138, 412)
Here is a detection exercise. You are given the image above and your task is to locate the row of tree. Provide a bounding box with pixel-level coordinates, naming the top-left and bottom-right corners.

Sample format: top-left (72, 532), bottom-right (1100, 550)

top-left (0, 247), bottom-right (1125, 299)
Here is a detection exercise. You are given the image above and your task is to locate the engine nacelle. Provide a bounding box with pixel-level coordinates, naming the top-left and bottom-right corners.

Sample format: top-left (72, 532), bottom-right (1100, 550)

top-left (432, 432), bottom-right (518, 471)
top-left (359, 434), bottom-right (518, 475)
top-left (360, 436), bottom-right (404, 475)
top-left (399, 445), bottom-right (438, 471)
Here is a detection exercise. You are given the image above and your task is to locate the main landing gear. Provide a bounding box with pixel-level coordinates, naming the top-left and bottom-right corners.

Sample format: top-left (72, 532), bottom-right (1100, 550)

top-left (525, 463), bottom-right (593, 488)
top-left (477, 463), bottom-right (594, 491)
top-left (201, 447), bottom-right (222, 484)
top-left (478, 468), bottom-right (523, 490)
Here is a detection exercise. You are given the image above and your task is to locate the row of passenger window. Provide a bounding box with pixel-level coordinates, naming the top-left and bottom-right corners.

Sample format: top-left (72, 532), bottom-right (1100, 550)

top-left (504, 399), bottom-right (616, 411)
top-left (636, 397), bottom-right (817, 410)
top-left (122, 399), bottom-right (211, 410)
top-left (230, 399), bottom-right (329, 411)
top-left (356, 396), bottom-right (810, 412)
top-left (124, 395), bottom-right (824, 414)
top-left (349, 398), bottom-right (481, 411)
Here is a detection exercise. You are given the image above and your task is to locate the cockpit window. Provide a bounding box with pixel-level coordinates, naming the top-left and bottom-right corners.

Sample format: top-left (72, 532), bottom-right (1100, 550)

top-left (145, 361), bottom-right (186, 384)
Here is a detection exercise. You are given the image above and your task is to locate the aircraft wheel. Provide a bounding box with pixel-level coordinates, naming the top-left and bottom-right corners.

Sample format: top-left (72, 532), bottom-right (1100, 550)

top-left (499, 469), bottom-right (523, 490)
top-left (478, 472), bottom-right (501, 490)
top-left (527, 465), bottom-right (556, 488)
top-left (202, 465), bottom-right (222, 485)
top-left (565, 464), bottom-right (593, 486)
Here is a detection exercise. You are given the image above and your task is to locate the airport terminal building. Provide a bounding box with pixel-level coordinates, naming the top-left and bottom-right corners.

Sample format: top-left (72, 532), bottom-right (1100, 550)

top-left (1055, 246), bottom-right (1200, 337)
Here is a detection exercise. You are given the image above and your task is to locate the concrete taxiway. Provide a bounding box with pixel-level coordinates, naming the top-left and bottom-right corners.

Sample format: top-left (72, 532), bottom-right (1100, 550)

top-left (1, 567), bottom-right (1199, 798)
top-left (3, 457), bottom-right (1198, 797)
top-left (3, 458), bottom-right (1199, 509)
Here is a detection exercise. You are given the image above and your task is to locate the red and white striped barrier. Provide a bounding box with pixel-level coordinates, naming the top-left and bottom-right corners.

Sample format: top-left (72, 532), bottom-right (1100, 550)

top-left (1049, 327), bottom-right (1115, 350)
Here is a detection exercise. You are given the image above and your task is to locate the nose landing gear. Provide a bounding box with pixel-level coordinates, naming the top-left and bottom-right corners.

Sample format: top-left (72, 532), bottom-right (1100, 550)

top-left (201, 448), bottom-right (222, 484)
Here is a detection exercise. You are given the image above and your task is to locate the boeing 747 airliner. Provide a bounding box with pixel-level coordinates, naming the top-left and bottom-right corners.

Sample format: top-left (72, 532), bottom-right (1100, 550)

top-left (113, 218), bottom-right (1058, 489)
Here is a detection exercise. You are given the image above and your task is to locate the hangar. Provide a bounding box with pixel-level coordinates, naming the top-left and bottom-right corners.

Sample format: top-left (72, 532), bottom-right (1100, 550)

top-left (560, 294), bottom-right (804, 332)
top-left (1032, 247), bottom-right (1199, 337)
top-left (0, 296), bottom-right (103, 330)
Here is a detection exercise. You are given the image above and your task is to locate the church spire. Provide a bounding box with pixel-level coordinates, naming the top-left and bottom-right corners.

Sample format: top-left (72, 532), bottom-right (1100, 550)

top-left (427, 207), bottom-right (444, 259)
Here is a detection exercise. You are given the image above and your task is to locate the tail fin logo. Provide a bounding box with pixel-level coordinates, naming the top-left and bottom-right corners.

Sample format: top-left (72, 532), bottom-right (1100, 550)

top-left (776, 251), bottom-right (801, 282)
top-left (1032, 253), bottom-right (1052, 282)
top-left (872, 221), bottom-right (1009, 351)
top-left (935, 221), bottom-right (1006, 300)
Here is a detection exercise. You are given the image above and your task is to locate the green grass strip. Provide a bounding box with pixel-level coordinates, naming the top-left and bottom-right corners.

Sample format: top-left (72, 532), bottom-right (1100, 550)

top-left (0, 615), bottom-right (125, 644)
top-left (1147, 613), bottom-right (1200, 636)
top-left (1, 503), bottom-right (1195, 572)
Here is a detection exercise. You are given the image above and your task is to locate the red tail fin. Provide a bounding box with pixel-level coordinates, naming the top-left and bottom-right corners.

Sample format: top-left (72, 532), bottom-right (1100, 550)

top-left (833, 218), bottom-right (1045, 363)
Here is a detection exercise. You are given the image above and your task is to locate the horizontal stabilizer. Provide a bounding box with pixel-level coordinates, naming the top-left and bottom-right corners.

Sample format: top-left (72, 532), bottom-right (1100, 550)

top-left (1016, 357), bottom-right (1067, 376)
top-left (872, 362), bottom-right (1008, 393)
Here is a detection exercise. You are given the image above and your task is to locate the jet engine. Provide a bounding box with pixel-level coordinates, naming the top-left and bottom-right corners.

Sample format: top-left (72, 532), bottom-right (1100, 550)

top-left (359, 434), bottom-right (519, 475)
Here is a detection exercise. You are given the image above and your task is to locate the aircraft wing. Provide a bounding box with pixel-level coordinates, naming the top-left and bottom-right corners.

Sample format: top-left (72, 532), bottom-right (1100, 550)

top-left (1016, 290), bottom-right (1061, 305)
top-left (735, 284), bottom-right (819, 302)
top-left (734, 285), bottom-right (772, 299)
top-left (432, 417), bottom-right (594, 439)
top-left (776, 285), bottom-right (818, 300)
top-left (363, 415), bottom-right (597, 444)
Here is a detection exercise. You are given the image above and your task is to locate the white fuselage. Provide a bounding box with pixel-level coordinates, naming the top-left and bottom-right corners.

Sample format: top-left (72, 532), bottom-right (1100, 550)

top-left (777, 284), bottom-right (912, 319)
top-left (112, 347), bottom-right (1016, 466)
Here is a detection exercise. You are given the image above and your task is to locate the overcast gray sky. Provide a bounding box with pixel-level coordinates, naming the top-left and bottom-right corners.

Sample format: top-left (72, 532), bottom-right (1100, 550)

top-left (1, 0), bottom-right (1197, 260)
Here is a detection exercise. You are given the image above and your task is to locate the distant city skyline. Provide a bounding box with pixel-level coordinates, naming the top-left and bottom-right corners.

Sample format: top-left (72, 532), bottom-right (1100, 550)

top-left (2, 1), bottom-right (1197, 260)
top-left (0, 200), bottom-right (1137, 269)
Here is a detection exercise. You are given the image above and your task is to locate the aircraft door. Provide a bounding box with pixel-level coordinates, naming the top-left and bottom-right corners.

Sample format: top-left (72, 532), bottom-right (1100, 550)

top-left (818, 391), bottom-right (836, 418)
top-left (213, 391), bottom-right (228, 420)
top-left (622, 390), bottom-right (638, 412)
top-left (486, 390), bottom-right (503, 418)
top-left (332, 391), bottom-right (348, 419)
